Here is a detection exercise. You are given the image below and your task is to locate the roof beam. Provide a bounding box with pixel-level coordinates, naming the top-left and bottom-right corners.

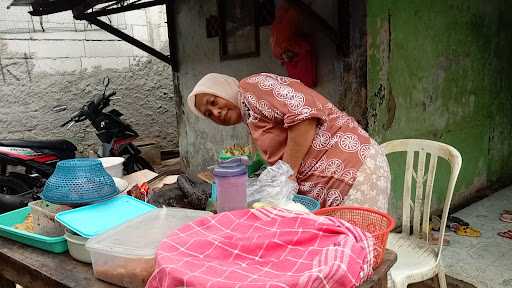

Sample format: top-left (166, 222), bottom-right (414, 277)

top-left (74, 0), bottom-right (166, 19)
top-left (80, 14), bottom-right (172, 65)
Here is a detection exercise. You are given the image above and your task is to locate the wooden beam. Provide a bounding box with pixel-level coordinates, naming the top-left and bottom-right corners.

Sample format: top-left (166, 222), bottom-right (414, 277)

top-left (80, 15), bottom-right (173, 66)
top-left (74, 0), bottom-right (166, 19)
top-left (166, 0), bottom-right (179, 72)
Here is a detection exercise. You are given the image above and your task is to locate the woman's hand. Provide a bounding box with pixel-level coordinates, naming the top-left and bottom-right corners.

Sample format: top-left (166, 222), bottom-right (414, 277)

top-left (283, 119), bottom-right (317, 178)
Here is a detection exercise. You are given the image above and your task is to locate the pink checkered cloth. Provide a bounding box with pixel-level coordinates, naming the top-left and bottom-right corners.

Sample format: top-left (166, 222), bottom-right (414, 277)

top-left (146, 208), bottom-right (374, 288)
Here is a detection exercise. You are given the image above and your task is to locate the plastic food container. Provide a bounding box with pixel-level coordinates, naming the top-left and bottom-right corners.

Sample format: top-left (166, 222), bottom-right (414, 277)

top-left (214, 157), bottom-right (248, 213)
top-left (28, 200), bottom-right (72, 237)
top-left (65, 229), bottom-right (91, 263)
top-left (56, 195), bottom-right (155, 238)
top-left (99, 157), bottom-right (125, 178)
top-left (86, 208), bottom-right (212, 288)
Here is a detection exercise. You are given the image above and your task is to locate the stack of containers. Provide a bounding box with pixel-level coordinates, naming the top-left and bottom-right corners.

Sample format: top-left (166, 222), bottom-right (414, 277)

top-left (55, 195), bottom-right (156, 263)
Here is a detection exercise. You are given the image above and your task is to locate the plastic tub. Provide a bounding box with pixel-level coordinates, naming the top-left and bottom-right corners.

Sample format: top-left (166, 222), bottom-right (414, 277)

top-left (56, 195), bottom-right (155, 238)
top-left (99, 157), bottom-right (125, 178)
top-left (28, 200), bottom-right (72, 237)
top-left (65, 230), bottom-right (91, 263)
top-left (86, 208), bottom-right (212, 288)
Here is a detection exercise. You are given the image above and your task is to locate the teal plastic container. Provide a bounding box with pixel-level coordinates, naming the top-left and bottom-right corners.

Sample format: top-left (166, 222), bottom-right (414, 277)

top-left (56, 195), bottom-right (155, 238)
top-left (0, 207), bottom-right (68, 253)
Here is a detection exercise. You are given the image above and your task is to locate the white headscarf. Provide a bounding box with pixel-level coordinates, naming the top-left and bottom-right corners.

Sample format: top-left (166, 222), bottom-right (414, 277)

top-left (187, 73), bottom-right (240, 118)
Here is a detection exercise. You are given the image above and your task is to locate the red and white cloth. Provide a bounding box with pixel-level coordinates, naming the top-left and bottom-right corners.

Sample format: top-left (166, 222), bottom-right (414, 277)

top-left (146, 208), bottom-right (374, 288)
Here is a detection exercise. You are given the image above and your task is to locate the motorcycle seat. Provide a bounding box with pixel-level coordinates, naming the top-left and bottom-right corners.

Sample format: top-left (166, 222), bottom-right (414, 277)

top-left (0, 139), bottom-right (77, 151)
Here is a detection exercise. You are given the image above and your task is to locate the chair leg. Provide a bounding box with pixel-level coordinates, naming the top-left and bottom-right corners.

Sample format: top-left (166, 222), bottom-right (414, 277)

top-left (437, 269), bottom-right (448, 288)
top-left (389, 277), bottom-right (406, 288)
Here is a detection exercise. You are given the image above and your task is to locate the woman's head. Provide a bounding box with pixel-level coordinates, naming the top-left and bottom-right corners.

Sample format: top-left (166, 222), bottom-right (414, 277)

top-left (187, 73), bottom-right (242, 126)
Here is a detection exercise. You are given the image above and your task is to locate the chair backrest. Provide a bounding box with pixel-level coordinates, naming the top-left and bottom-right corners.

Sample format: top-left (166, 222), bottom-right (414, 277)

top-left (381, 139), bottom-right (462, 258)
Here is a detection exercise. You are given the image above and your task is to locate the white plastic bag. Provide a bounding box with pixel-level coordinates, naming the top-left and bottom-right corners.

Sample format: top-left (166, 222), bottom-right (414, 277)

top-left (247, 161), bottom-right (298, 206)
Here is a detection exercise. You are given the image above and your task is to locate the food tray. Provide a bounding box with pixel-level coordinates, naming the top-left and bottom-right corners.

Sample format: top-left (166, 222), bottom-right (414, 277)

top-left (0, 207), bottom-right (68, 253)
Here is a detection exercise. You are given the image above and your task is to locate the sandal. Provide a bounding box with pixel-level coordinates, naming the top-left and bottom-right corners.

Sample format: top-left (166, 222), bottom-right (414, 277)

top-left (449, 223), bottom-right (461, 232)
top-left (430, 215), bottom-right (441, 231)
top-left (455, 226), bottom-right (481, 237)
top-left (447, 215), bottom-right (470, 227)
top-left (429, 231), bottom-right (449, 246)
top-left (500, 210), bottom-right (512, 223)
top-left (497, 230), bottom-right (512, 240)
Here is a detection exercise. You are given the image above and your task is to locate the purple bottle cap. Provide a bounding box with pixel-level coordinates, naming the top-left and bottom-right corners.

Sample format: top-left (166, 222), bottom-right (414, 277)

top-left (213, 157), bottom-right (248, 177)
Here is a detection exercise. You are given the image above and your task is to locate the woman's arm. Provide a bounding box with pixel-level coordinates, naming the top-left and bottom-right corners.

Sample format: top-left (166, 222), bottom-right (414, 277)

top-left (283, 118), bottom-right (317, 178)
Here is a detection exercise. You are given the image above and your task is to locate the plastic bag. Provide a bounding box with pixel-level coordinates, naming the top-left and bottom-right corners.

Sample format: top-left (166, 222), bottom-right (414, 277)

top-left (247, 161), bottom-right (298, 205)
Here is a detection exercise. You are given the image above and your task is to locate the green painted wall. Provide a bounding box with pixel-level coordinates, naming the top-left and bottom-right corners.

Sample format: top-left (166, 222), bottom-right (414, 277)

top-left (367, 0), bottom-right (512, 217)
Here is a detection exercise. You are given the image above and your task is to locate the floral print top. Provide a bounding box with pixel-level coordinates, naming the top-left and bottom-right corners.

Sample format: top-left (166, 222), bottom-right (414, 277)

top-left (239, 73), bottom-right (372, 207)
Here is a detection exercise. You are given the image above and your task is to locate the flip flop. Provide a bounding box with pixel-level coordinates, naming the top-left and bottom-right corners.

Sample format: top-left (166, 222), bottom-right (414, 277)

top-left (500, 210), bottom-right (512, 223)
top-left (447, 215), bottom-right (470, 227)
top-left (497, 230), bottom-right (512, 240)
top-left (449, 223), bottom-right (461, 232)
top-left (430, 215), bottom-right (441, 231)
top-left (455, 226), bottom-right (481, 237)
top-left (429, 231), bottom-right (449, 246)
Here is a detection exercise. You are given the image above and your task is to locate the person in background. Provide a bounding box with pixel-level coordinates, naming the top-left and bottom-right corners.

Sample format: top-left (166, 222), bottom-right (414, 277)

top-left (187, 72), bottom-right (390, 211)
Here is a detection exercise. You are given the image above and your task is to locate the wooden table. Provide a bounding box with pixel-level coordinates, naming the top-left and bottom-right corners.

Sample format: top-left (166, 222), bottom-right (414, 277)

top-left (0, 236), bottom-right (396, 288)
top-left (359, 250), bottom-right (397, 288)
top-left (0, 236), bottom-right (115, 288)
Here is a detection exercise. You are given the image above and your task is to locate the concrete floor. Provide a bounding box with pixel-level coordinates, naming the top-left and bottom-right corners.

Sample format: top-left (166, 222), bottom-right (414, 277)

top-left (409, 276), bottom-right (476, 288)
top-left (438, 186), bottom-right (512, 288)
top-left (391, 186), bottom-right (511, 288)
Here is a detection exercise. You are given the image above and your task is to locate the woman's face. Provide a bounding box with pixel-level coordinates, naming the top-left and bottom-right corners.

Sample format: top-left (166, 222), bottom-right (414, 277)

top-left (195, 93), bottom-right (242, 126)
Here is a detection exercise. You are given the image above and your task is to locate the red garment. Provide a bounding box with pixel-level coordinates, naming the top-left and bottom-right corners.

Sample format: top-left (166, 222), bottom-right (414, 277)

top-left (271, 4), bottom-right (301, 59)
top-left (147, 208), bottom-right (374, 288)
top-left (283, 39), bottom-right (317, 87)
top-left (239, 73), bottom-right (372, 208)
top-left (271, 4), bottom-right (317, 87)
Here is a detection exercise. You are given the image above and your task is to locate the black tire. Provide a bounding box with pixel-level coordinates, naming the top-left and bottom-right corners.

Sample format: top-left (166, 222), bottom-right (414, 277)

top-left (124, 155), bottom-right (155, 174)
top-left (0, 176), bottom-right (30, 195)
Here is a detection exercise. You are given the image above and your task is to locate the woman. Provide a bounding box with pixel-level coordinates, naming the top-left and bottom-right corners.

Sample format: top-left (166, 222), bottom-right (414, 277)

top-left (188, 73), bottom-right (390, 211)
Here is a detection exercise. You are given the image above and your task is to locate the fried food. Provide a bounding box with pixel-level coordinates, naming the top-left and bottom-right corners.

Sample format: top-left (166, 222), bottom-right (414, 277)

top-left (14, 213), bottom-right (34, 232)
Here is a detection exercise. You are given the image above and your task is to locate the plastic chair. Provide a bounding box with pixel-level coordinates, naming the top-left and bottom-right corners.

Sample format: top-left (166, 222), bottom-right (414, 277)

top-left (381, 139), bottom-right (462, 288)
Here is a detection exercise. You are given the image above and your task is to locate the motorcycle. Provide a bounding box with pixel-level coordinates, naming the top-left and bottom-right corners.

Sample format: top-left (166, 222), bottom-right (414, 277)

top-left (0, 77), bottom-right (154, 213)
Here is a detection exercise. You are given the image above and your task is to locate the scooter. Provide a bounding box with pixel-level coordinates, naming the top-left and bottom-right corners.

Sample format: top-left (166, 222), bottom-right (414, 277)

top-left (0, 77), bottom-right (154, 213)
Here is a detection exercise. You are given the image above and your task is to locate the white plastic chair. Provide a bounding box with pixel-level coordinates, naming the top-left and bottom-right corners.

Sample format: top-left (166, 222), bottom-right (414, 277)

top-left (381, 139), bottom-right (462, 288)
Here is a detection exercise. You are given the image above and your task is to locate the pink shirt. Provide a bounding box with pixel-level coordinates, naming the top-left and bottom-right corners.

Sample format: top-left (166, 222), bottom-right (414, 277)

top-left (239, 73), bottom-right (372, 207)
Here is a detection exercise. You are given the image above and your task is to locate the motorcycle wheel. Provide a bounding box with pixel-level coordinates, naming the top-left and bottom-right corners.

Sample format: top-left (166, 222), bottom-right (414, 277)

top-left (0, 176), bottom-right (30, 195)
top-left (124, 155), bottom-right (155, 174)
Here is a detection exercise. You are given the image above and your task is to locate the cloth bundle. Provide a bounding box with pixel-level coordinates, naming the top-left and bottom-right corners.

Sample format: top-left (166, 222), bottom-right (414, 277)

top-left (146, 208), bottom-right (374, 288)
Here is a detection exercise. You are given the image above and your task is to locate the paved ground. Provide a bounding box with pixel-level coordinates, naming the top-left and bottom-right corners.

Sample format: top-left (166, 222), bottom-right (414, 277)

top-left (438, 186), bottom-right (512, 288)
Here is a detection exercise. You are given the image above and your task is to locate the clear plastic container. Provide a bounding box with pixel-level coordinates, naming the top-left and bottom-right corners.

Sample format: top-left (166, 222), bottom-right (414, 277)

top-left (28, 200), bottom-right (72, 237)
top-left (86, 208), bottom-right (212, 288)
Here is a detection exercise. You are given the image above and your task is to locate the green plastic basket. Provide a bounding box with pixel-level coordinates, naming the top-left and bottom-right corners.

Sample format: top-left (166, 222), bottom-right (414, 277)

top-left (218, 150), bottom-right (266, 177)
top-left (0, 207), bottom-right (68, 253)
